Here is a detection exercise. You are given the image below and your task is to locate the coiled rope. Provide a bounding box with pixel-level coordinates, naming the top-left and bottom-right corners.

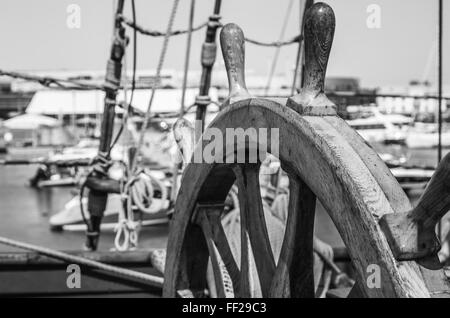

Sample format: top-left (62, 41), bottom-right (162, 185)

top-left (115, 171), bottom-right (142, 251)
top-left (114, 168), bottom-right (169, 252)
top-left (113, 2), bottom-right (142, 251)
top-left (0, 236), bottom-right (163, 288)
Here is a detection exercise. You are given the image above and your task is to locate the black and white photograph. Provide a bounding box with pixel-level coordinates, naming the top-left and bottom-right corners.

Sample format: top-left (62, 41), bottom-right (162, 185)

top-left (0, 0), bottom-right (449, 302)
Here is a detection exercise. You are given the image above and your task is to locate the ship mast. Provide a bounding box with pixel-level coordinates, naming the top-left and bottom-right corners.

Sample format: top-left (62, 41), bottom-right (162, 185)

top-left (437, 0), bottom-right (443, 240)
top-left (438, 0), bottom-right (443, 163)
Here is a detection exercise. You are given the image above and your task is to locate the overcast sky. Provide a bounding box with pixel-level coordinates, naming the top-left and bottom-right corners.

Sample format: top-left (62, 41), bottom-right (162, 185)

top-left (0, 0), bottom-right (447, 88)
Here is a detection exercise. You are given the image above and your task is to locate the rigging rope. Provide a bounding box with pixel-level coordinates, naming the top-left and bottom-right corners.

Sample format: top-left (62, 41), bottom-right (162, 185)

top-left (244, 34), bottom-right (301, 47)
top-left (0, 69), bottom-right (105, 91)
top-left (117, 13), bottom-right (207, 38)
top-left (274, 0), bottom-right (311, 198)
top-left (0, 236), bottom-right (163, 288)
top-left (1, 8), bottom-right (303, 93)
top-left (119, 13), bottom-right (301, 48)
top-left (180, 0), bottom-right (196, 117)
top-left (264, 0), bottom-right (295, 95)
top-left (170, 0), bottom-right (196, 202)
top-left (112, 1), bottom-right (142, 251)
top-left (1, 23), bottom-right (301, 93)
top-left (81, 0), bottom-right (177, 252)
top-left (113, 1), bottom-right (182, 247)
top-left (130, 0), bottom-right (180, 173)
top-left (291, 0), bottom-right (311, 95)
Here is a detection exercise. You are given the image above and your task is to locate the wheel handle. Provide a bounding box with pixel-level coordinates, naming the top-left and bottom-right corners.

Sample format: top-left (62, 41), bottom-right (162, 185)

top-left (220, 23), bottom-right (251, 105)
top-left (287, 2), bottom-right (337, 116)
top-left (380, 152), bottom-right (450, 269)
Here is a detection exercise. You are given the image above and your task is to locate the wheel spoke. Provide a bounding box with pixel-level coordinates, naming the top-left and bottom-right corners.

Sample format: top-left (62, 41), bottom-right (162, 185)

top-left (208, 212), bottom-right (241, 292)
top-left (193, 204), bottom-right (240, 297)
top-left (231, 172), bottom-right (251, 297)
top-left (233, 164), bottom-right (276, 297)
top-left (177, 222), bottom-right (209, 296)
top-left (347, 280), bottom-right (365, 298)
top-left (270, 176), bottom-right (316, 297)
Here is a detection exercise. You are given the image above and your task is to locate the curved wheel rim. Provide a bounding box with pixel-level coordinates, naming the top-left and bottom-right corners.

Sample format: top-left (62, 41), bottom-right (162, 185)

top-left (163, 98), bottom-right (430, 298)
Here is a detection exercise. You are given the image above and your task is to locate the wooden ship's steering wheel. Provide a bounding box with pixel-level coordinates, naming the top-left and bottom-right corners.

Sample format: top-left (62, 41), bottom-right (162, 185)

top-left (163, 2), bottom-right (450, 298)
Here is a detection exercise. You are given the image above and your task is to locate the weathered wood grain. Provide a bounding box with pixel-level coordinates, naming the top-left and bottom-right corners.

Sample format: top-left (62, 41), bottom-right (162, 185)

top-left (173, 117), bottom-right (195, 167)
top-left (287, 2), bottom-right (336, 116)
top-left (164, 98), bottom-right (436, 297)
top-left (163, 1), bottom-right (448, 298)
top-left (269, 176), bottom-right (316, 298)
top-left (192, 204), bottom-right (240, 297)
top-left (324, 117), bottom-right (449, 298)
top-left (0, 250), bottom-right (155, 266)
top-left (324, 116), bottom-right (411, 216)
top-left (233, 164), bottom-right (276, 297)
top-left (220, 23), bottom-right (251, 105)
top-left (193, 205), bottom-right (230, 297)
top-left (380, 152), bottom-right (450, 269)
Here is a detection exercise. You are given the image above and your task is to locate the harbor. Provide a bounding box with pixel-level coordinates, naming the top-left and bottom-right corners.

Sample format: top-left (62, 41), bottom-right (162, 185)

top-left (0, 0), bottom-right (450, 300)
top-left (0, 144), bottom-right (445, 254)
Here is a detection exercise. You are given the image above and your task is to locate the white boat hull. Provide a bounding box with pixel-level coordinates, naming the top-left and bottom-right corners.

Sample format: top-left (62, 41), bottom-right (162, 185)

top-left (406, 131), bottom-right (450, 149)
top-left (49, 194), bottom-right (170, 230)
